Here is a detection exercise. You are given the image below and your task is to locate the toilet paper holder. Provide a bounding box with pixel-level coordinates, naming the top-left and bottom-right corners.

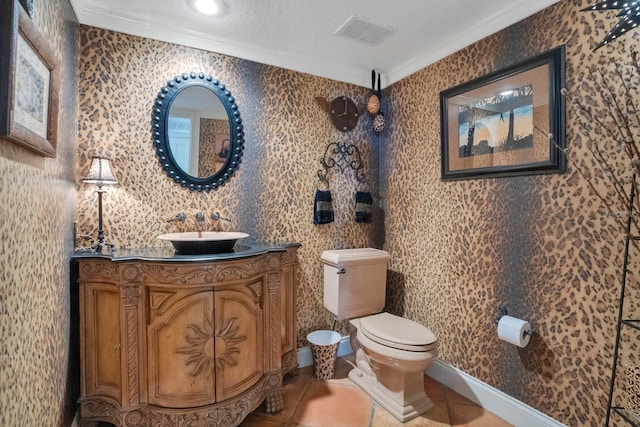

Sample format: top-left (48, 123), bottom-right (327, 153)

top-left (495, 306), bottom-right (534, 337)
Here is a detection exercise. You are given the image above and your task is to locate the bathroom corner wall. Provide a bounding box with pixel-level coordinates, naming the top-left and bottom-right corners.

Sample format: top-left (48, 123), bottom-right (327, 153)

top-left (74, 27), bottom-right (383, 344)
top-left (383, 0), bottom-right (639, 424)
top-left (0, 0), bottom-right (79, 425)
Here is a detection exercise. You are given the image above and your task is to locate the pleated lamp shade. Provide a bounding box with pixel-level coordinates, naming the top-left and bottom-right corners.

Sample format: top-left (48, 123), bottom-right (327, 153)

top-left (83, 156), bottom-right (118, 185)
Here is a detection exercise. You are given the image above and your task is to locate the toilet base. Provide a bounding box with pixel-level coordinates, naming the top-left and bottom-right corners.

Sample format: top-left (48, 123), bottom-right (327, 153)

top-left (348, 366), bottom-right (434, 422)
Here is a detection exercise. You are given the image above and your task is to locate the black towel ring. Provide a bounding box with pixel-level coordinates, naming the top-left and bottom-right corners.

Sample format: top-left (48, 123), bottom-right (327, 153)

top-left (357, 179), bottom-right (372, 192)
top-left (316, 170), bottom-right (330, 191)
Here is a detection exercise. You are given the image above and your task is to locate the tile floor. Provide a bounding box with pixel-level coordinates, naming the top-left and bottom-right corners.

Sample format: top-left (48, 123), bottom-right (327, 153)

top-left (242, 355), bottom-right (513, 427)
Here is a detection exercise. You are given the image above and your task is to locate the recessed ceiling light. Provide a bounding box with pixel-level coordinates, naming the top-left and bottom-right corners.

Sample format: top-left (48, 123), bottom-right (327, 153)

top-left (188, 0), bottom-right (227, 16)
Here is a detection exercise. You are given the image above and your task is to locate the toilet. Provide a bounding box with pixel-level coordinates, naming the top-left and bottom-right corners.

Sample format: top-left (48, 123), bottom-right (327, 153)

top-left (321, 248), bottom-right (439, 422)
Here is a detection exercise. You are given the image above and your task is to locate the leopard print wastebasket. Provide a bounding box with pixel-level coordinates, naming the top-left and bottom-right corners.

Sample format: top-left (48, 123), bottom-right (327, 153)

top-left (307, 330), bottom-right (341, 380)
top-left (623, 363), bottom-right (640, 422)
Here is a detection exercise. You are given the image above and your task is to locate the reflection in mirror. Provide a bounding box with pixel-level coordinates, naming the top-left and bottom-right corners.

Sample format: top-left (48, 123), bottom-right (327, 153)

top-left (167, 86), bottom-right (230, 178)
top-left (153, 72), bottom-right (244, 192)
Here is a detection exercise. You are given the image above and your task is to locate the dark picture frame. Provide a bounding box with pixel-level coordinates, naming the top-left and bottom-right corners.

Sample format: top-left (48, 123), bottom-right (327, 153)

top-left (0, 0), bottom-right (60, 157)
top-left (440, 46), bottom-right (565, 180)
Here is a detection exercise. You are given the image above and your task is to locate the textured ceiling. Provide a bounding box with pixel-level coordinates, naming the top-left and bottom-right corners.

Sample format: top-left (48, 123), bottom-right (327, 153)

top-left (70, 0), bottom-right (560, 88)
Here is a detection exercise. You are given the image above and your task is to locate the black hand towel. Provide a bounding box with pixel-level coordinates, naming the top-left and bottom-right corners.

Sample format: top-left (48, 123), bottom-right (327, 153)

top-left (355, 191), bottom-right (373, 223)
top-left (314, 190), bottom-right (334, 224)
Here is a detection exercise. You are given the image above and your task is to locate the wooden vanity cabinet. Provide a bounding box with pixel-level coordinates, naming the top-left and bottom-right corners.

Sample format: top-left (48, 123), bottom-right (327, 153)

top-left (75, 247), bottom-right (298, 427)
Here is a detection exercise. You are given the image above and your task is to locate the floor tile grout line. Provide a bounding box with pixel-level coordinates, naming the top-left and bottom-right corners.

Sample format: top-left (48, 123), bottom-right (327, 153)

top-left (368, 399), bottom-right (376, 427)
top-left (444, 385), bottom-right (455, 427)
top-left (287, 374), bottom-right (317, 425)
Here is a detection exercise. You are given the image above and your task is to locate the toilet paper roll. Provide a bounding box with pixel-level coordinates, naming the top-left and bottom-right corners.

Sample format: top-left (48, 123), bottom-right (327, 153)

top-left (497, 315), bottom-right (531, 348)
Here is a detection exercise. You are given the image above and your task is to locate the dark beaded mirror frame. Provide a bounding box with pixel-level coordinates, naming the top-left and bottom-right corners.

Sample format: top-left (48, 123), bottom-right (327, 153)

top-left (153, 72), bottom-right (244, 192)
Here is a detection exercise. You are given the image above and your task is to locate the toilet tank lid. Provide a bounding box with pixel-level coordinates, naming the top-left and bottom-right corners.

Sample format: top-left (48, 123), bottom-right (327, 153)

top-left (321, 248), bottom-right (390, 267)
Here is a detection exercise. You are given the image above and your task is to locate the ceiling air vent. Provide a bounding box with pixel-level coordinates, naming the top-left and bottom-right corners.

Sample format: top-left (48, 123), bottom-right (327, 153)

top-left (335, 15), bottom-right (396, 45)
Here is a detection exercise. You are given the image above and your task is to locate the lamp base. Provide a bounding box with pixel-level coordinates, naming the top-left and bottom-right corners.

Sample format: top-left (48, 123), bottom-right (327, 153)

top-left (90, 241), bottom-right (115, 254)
top-left (88, 186), bottom-right (116, 254)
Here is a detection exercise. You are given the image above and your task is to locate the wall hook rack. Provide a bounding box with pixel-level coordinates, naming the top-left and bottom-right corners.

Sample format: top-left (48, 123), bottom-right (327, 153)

top-left (317, 141), bottom-right (367, 188)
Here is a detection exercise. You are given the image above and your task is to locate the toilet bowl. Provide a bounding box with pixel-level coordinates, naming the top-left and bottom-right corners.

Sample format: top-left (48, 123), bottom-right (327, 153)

top-left (321, 248), bottom-right (439, 422)
top-left (348, 313), bottom-right (438, 422)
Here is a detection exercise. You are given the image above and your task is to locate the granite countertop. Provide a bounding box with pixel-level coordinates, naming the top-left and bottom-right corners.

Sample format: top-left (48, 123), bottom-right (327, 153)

top-left (71, 241), bottom-right (301, 262)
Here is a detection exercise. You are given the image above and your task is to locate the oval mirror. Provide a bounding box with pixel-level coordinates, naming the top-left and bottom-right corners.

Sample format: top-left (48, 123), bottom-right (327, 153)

top-left (153, 72), bottom-right (244, 191)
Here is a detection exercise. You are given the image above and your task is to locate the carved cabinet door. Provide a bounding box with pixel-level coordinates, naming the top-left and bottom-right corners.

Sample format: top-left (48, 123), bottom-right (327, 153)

top-left (214, 279), bottom-right (264, 401)
top-left (82, 282), bottom-right (122, 402)
top-left (147, 289), bottom-right (216, 408)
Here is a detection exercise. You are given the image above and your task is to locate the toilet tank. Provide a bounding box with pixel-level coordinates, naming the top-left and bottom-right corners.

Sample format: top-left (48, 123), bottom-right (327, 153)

top-left (321, 248), bottom-right (390, 320)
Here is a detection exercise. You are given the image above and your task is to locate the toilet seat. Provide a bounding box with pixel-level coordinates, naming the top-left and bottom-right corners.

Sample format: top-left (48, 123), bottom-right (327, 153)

top-left (359, 313), bottom-right (437, 352)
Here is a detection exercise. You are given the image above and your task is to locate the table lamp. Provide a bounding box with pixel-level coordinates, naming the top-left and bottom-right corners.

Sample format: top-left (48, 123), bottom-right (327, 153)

top-left (83, 156), bottom-right (118, 252)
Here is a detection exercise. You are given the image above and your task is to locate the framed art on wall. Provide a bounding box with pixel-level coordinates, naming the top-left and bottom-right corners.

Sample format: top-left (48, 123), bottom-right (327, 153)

top-left (0, 0), bottom-right (60, 157)
top-left (440, 46), bottom-right (565, 180)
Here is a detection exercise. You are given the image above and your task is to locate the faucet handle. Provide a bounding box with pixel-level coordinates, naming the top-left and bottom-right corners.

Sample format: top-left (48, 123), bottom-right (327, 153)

top-left (211, 211), bottom-right (231, 222)
top-left (167, 212), bottom-right (186, 223)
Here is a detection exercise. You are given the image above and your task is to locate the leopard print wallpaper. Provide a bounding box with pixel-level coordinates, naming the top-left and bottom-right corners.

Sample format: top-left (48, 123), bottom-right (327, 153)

top-left (0, 0), bottom-right (78, 426)
top-left (382, 0), bottom-right (639, 425)
top-left (8, 0), bottom-right (636, 425)
top-left (74, 26), bottom-right (382, 356)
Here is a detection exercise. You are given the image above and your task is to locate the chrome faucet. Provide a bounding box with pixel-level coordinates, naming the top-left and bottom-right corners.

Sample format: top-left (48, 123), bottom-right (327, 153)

top-left (195, 212), bottom-right (206, 228)
top-left (211, 211), bottom-right (231, 222)
top-left (167, 212), bottom-right (186, 223)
